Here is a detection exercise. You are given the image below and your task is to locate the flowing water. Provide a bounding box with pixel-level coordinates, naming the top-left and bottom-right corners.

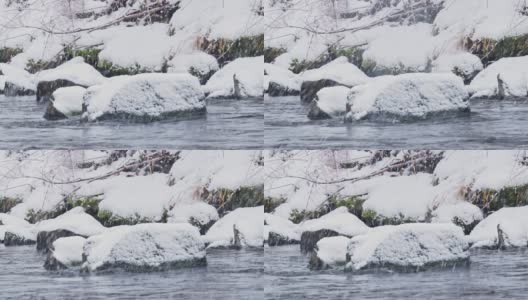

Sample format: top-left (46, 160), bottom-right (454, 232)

top-left (0, 245), bottom-right (263, 299)
top-left (264, 245), bottom-right (528, 299)
top-left (265, 96), bottom-right (528, 149)
top-left (0, 95), bottom-right (263, 149)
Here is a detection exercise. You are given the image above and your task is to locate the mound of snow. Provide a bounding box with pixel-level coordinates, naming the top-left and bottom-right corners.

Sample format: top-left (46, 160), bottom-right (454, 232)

top-left (204, 56), bottom-right (263, 99)
top-left (3, 226), bottom-right (37, 246)
top-left (168, 52), bottom-right (219, 83)
top-left (469, 56), bottom-right (528, 99)
top-left (469, 206), bottom-right (528, 249)
top-left (37, 57), bottom-right (106, 87)
top-left (264, 213), bottom-right (300, 246)
top-left (345, 73), bottom-right (469, 121)
top-left (205, 206), bottom-right (264, 248)
top-left (264, 63), bottom-right (300, 96)
top-left (311, 236), bottom-right (350, 269)
top-left (0, 213), bottom-right (30, 227)
top-left (301, 57), bottom-right (369, 87)
top-left (46, 236), bottom-right (86, 269)
top-left (0, 63), bottom-right (36, 95)
top-left (82, 73), bottom-right (206, 121)
top-left (44, 86), bottom-right (86, 120)
top-left (82, 223), bottom-right (206, 272)
top-left (168, 201), bottom-right (219, 231)
top-left (432, 53), bottom-right (483, 84)
top-left (301, 207), bottom-right (369, 237)
top-left (346, 223), bottom-right (469, 271)
top-left (36, 207), bottom-right (106, 237)
top-left (431, 201), bottom-right (483, 234)
top-left (307, 86), bottom-right (350, 120)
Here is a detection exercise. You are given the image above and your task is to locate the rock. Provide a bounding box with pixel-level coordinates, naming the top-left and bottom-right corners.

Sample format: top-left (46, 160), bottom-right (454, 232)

top-left (4, 81), bottom-right (36, 96)
top-left (204, 56), bottom-right (263, 99)
top-left (432, 52), bottom-right (483, 84)
top-left (82, 73), bottom-right (206, 122)
top-left (300, 57), bottom-right (369, 103)
top-left (345, 73), bottom-right (470, 122)
top-left (44, 86), bottom-right (86, 120)
top-left (300, 207), bottom-right (370, 238)
top-left (3, 227), bottom-right (37, 246)
top-left (168, 52), bottom-right (219, 85)
top-left (37, 229), bottom-right (86, 253)
top-left (431, 201), bottom-right (484, 235)
top-left (345, 223), bottom-right (470, 272)
top-left (167, 202), bottom-right (219, 235)
top-left (264, 213), bottom-right (300, 246)
top-left (300, 229), bottom-right (340, 253)
top-left (469, 206), bottom-right (528, 249)
top-left (81, 223), bottom-right (206, 272)
top-left (264, 63), bottom-right (300, 97)
top-left (469, 56), bottom-right (528, 99)
top-left (0, 63), bottom-right (36, 96)
top-left (36, 57), bottom-right (106, 102)
top-left (205, 206), bottom-right (263, 249)
top-left (307, 86), bottom-right (350, 120)
top-left (44, 236), bottom-right (86, 270)
top-left (309, 236), bottom-right (350, 270)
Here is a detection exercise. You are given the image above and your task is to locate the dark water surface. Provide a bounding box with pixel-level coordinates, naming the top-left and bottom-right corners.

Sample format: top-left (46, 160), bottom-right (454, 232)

top-left (0, 95), bottom-right (263, 149)
top-left (265, 96), bottom-right (528, 149)
top-left (264, 245), bottom-right (528, 300)
top-left (0, 245), bottom-right (263, 300)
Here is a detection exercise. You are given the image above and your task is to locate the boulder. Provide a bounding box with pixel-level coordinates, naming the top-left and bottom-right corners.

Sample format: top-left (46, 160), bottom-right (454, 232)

top-left (345, 223), bottom-right (469, 272)
top-left (3, 227), bottom-right (37, 246)
top-left (0, 63), bottom-right (36, 96)
top-left (432, 52), bottom-right (483, 84)
top-left (167, 201), bottom-right (219, 235)
top-left (44, 236), bottom-right (86, 270)
top-left (81, 223), bottom-right (206, 272)
top-left (300, 57), bottom-right (369, 103)
top-left (309, 236), bottom-right (350, 270)
top-left (44, 86), bottom-right (86, 120)
top-left (204, 56), bottom-right (263, 99)
top-left (307, 86), bottom-right (350, 120)
top-left (168, 52), bottom-right (219, 85)
top-left (469, 206), bottom-right (528, 249)
top-left (264, 63), bottom-right (300, 97)
top-left (469, 56), bottom-right (528, 99)
top-left (205, 206), bottom-right (263, 249)
top-left (37, 229), bottom-right (86, 253)
top-left (264, 213), bottom-right (300, 246)
top-left (300, 229), bottom-right (340, 253)
top-left (345, 73), bottom-right (470, 122)
top-left (36, 57), bottom-right (106, 102)
top-left (82, 73), bottom-right (206, 122)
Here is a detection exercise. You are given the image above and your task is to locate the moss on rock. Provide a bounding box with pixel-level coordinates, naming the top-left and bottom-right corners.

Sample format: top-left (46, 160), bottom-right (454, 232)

top-left (96, 210), bottom-right (153, 227)
top-left (289, 46), bottom-right (364, 74)
top-left (465, 184), bottom-right (528, 214)
top-left (202, 185), bottom-right (264, 216)
top-left (464, 35), bottom-right (528, 66)
top-left (0, 47), bottom-right (22, 63)
top-left (0, 197), bottom-right (22, 213)
top-left (264, 196), bottom-right (286, 213)
top-left (361, 209), bottom-right (418, 227)
top-left (197, 34), bottom-right (264, 66)
top-left (64, 196), bottom-right (102, 219)
top-left (63, 47), bottom-right (101, 69)
top-left (264, 47), bottom-right (286, 63)
top-left (96, 60), bottom-right (151, 77)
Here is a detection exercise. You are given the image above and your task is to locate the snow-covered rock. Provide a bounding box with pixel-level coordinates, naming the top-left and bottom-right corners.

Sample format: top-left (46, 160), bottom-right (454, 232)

top-left (307, 86), bottom-right (350, 120)
top-left (0, 213), bottom-right (30, 227)
top-left (0, 63), bottom-right (36, 96)
top-left (309, 236), bottom-right (350, 270)
top-left (204, 56), bottom-right (263, 99)
top-left (432, 52), bottom-right (483, 84)
top-left (469, 56), bottom-right (528, 99)
top-left (264, 213), bottom-right (300, 246)
top-left (82, 73), bottom-right (206, 122)
top-left (168, 52), bottom-right (219, 84)
top-left (431, 201), bottom-right (484, 234)
top-left (44, 236), bottom-right (86, 270)
top-left (3, 227), bottom-right (37, 246)
top-left (300, 207), bottom-right (369, 252)
top-left (264, 63), bottom-right (300, 97)
top-left (204, 206), bottom-right (264, 249)
top-left (0, 213), bottom-right (33, 244)
top-left (44, 86), bottom-right (86, 120)
top-left (469, 206), bottom-right (528, 249)
top-left (345, 223), bottom-right (469, 271)
top-left (168, 201), bottom-right (219, 234)
top-left (300, 57), bottom-right (369, 103)
top-left (345, 73), bottom-right (470, 122)
top-left (36, 57), bottom-right (106, 102)
top-left (81, 223), bottom-right (206, 272)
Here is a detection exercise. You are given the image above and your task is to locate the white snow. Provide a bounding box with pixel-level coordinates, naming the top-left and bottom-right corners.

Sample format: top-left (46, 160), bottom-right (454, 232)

top-left (264, 213), bottom-right (300, 242)
top-left (204, 206), bottom-right (264, 248)
top-left (469, 206), bottom-right (528, 248)
top-left (168, 52), bottom-right (219, 78)
top-left (36, 207), bottom-right (106, 237)
top-left (82, 73), bottom-right (205, 121)
top-left (82, 223), bottom-right (206, 272)
top-left (432, 53), bottom-right (483, 81)
top-left (0, 63), bottom-right (36, 92)
top-left (313, 86), bottom-right (350, 117)
top-left (264, 63), bottom-right (300, 93)
top-left (37, 57), bottom-right (106, 87)
top-left (204, 56), bottom-right (264, 99)
top-left (345, 73), bottom-right (469, 121)
top-left (301, 207), bottom-right (369, 237)
top-left (346, 223), bottom-right (469, 271)
top-left (469, 56), bottom-right (528, 98)
top-left (431, 202), bottom-right (484, 228)
top-left (168, 201), bottom-right (219, 228)
top-left (50, 86), bottom-right (86, 117)
top-left (0, 213), bottom-right (30, 227)
top-left (301, 57), bottom-right (369, 87)
top-left (314, 236), bottom-right (350, 266)
top-left (51, 236), bottom-right (86, 267)
top-left (2, 225), bottom-right (37, 242)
